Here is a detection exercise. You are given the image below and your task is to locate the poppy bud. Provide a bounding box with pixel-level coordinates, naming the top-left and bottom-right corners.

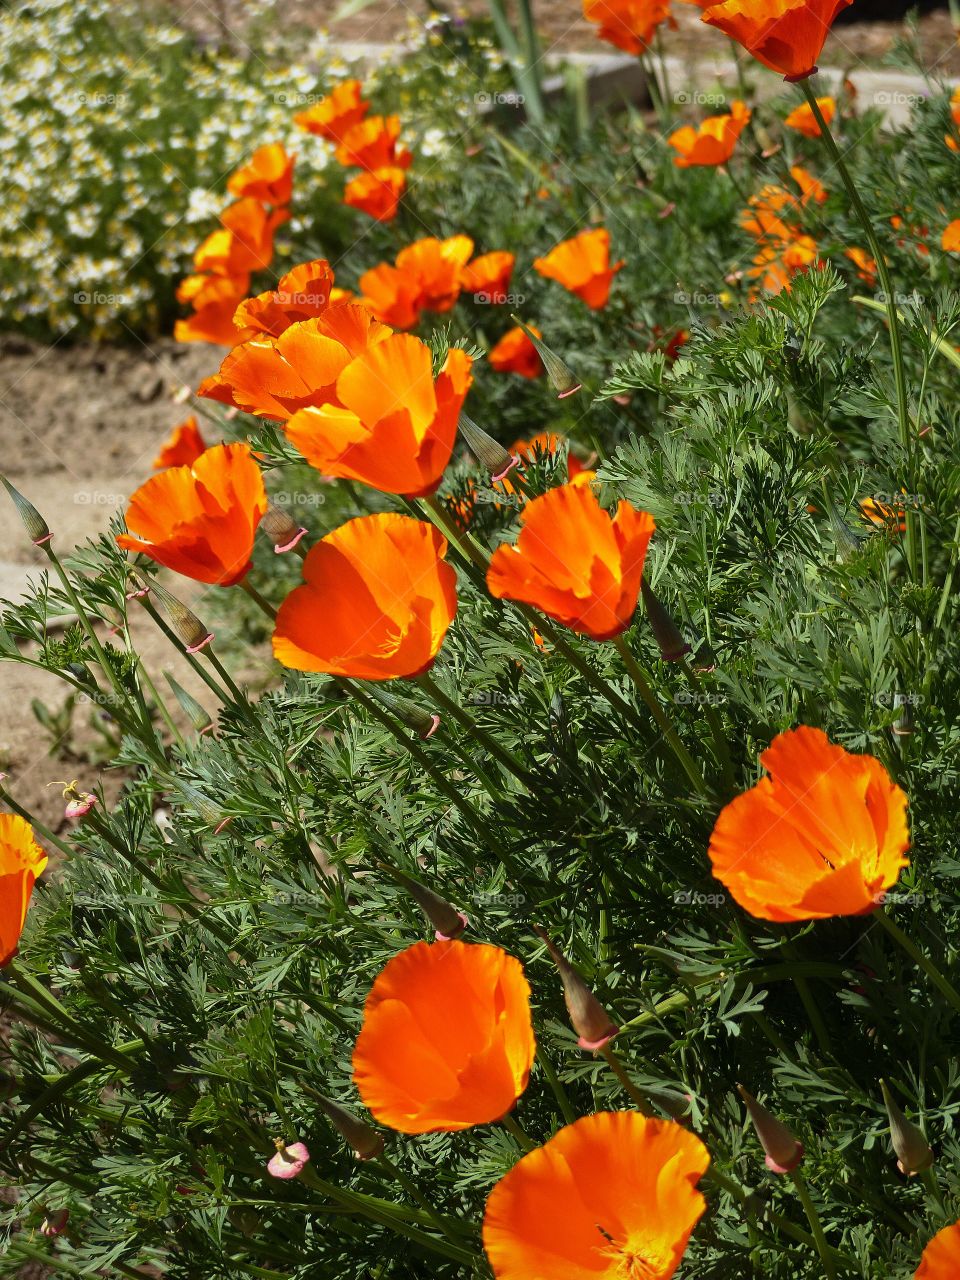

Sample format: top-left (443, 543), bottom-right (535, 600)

top-left (266, 1139), bottom-right (310, 1180)
top-left (510, 316), bottom-right (582, 398)
top-left (174, 782), bottom-right (228, 830)
top-left (0, 475), bottom-right (51, 545)
top-left (40, 1209), bottom-right (70, 1237)
top-left (641, 578), bottom-right (691, 662)
top-left (824, 494), bottom-right (861, 562)
top-left (261, 503), bottom-right (308, 554)
top-left (314, 1093), bottom-right (385, 1160)
top-left (164, 672), bottom-right (214, 735)
top-left (379, 862), bottom-right (467, 940)
top-left (691, 640), bottom-right (717, 673)
top-left (457, 412), bottom-right (519, 483)
top-left (64, 791), bottom-right (96, 820)
top-left (880, 1079), bottom-right (934, 1175)
top-left (737, 1084), bottom-right (804, 1173)
top-left (892, 700), bottom-right (914, 738)
top-left (369, 687), bottom-right (440, 739)
top-left (140, 578), bottom-right (214, 653)
top-left (534, 926), bottom-right (618, 1050)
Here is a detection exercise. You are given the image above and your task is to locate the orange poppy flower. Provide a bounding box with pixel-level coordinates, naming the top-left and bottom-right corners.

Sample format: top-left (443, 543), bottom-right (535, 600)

top-left (942, 220), bottom-right (960, 252)
top-left (294, 78), bottom-right (369, 142)
top-left (741, 183), bottom-right (796, 242)
top-left (193, 199), bottom-right (288, 277)
top-left (343, 167), bottom-right (408, 221)
top-left (859, 496), bottom-right (906, 532)
top-left (335, 115), bottom-right (412, 171)
top-left (174, 273), bottom-right (252, 345)
top-left (945, 86), bottom-right (960, 151)
top-left (283, 335), bottom-right (473, 497)
top-left (668, 100), bottom-right (751, 167)
top-left (784, 96), bottom-right (835, 137)
top-left (483, 1111), bottom-right (710, 1280)
top-left (534, 228), bottom-right (624, 310)
top-left (708, 725), bottom-right (910, 922)
top-left (489, 326), bottom-right (544, 379)
top-left (117, 442), bottom-right (268, 586)
top-left (359, 262), bottom-right (423, 330)
top-left (233, 259), bottom-right (336, 338)
top-left (0, 814), bottom-right (48, 967)
top-left (352, 939), bottom-right (535, 1132)
top-left (844, 246), bottom-right (877, 283)
top-left (790, 164), bottom-right (827, 205)
top-left (153, 416), bottom-right (207, 469)
top-left (226, 143), bottom-right (295, 206)
top-left (396, 236), bottom-right (474, 312)
top-left (916, 1219), bottom-right (960, 1279)
top-left (583, 0), bottom-right (674, 54)
top-left (207, 302), bottom-right (392, 421)
top-left (747, 235), bottom-right (819, 294)
top-left (702, 0), bottom-right (853, 79)
top-left (486, 483), bottom-right (655, 641)
top-left (462, 251), bottom-right (516, 303)
top-left (273, 513), bottom-right (457, 679)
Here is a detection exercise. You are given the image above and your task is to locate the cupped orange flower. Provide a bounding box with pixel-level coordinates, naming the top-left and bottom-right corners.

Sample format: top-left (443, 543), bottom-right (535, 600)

top-left (0, 814), bottom-right (48, 968)
top-left (226, 143), bottom-right (295, 206)
top-left (483, 1111), bottom-right (710, 1280)
top-left (234, 259), bottom-right (336, 338)
top-left (335, 115), bottom-right (412, 171)
top-left (352, 940), bottom-right (535, 1132)
top-left (208, 302), bottom-right (392, 421)
top-left (942, 219), bottom-right (960, 252)
top-left (153, 416), bottom-right (207, 469)
top-left (462, 251), bottom-right (516, 303)
top-left (708, 726), bottom-right (910, 922)
top-left (583, 0), bottom-right (674, 54)
top-left (193, 199), bottom-right (288, 277)
top-left (343, 167), bottom-right (408, 221)
top-left (283, 335), bottom-right (473, 497)
top-left (116, 442), bottom-right (268, 586)
top-left (273, 513), bottom-right (457, 679)
top-left (844, 246), bottom-right (877, 283)
top-left (784, 96), bottom-right (835, 136)
top-left (294, 78), bottom-right (369, 141)
top-left (486, 483), bottom-right (655, 641)
top-left (534, 228), bottom-right (624, 309)
top-left (489, 326), bottom-right (543, 379)
top-left (174, 273), bottom-right (252, 345)
top-left (668, 100), bottom-right (751, 167)
top-left (359, 262), bottom-right (423, 329)
top-left (916, 1219), bottom-right (960, 1279)
top-left (702, 0), bottom-right (853, 79)
top-left (395, 236), bottom-right (474, 312)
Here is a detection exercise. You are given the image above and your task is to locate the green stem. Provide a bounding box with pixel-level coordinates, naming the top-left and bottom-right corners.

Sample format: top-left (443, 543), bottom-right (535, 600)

top-left (779, 939), bottom-right (833, 1056)
top-left (792, 1169), bottom-right (837, 1280)
top-left (876, 909), bottom-right (960, 1014)
top-left (137, 596), bottom-right (233, 705)
top-left (501, 1112), bottom-right (536, 1151)
top-left (536, 1047), bottom-right (577, 1124)
top-left (708, 1170), bottom-right (855, 1268)
top-left (598, 1044), bottom-right (655, 1116)
top-left (680, 658), bottom-right (736, 795)
top-left (376, 1153), bottom-right (474, 1245)
top-left (239, 577), bottom-right (278, 620)
top-left (416, 671), bottom-right (534, 790)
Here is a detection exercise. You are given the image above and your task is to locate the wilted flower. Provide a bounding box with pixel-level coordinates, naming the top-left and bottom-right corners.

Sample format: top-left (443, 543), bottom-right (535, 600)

top-left (266, 1140), bottom-right (310, 1180)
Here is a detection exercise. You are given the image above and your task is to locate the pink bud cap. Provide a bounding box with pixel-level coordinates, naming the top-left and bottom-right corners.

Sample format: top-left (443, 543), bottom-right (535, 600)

top-left (434, 911), bottom-right (469, 942)
top-left (40, 1209), bottom-right (70, 1237)
top-left (65, 793), bottom-right (96, 820)
top-left (274, 526), bottom-right (308, 554)
top-left (185, 632), bottom-right (214, 654)
top-left (267, 1140), bottom-right (310, 1180)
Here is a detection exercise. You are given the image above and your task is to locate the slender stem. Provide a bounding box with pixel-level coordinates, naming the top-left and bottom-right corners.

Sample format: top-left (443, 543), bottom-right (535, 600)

top-left (598, 1044), bottom-right (655, 1116)
top-left (501, 1112), bottom-right (536, 1151)
top-left (680, 658), bottom-right (736, 795)
top-left (136, 596), bottom-right (233, 704)
top-left (876, 909), bottom-right (960, 1014)
top-left (617, 989), bottom-right (694, 1035)
top-left (206, 647), bottom-right (250, 708)
top-left (376, 1154), bottom-right (473, 1245)
top-left (536, 1048), bottom-right (577, 1124)
top-left (416, 671), bottom-right (533, 790)
top-left (239, 577), bottom-right (278, 620)
top-left (792, 1170), bottom-right (837, 1280)
top-left (708, 1170), bottom-right (856, 1268)
top-left (800, 80), bottom-right (916, 578)
top-left (779, 939), bottom-right (833, 1056)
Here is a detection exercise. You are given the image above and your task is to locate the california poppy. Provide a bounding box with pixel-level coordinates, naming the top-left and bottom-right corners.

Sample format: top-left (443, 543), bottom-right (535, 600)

top-left (702, 0), bottom-right (854, 80)
top-left (945, 86), bottom-right (960, 152)
top-left (483, 1111), bottom-right (710, 1279)
top-left (486, 483), bottom-right (655, 641)
top-left (335, 115), bottom-right (412, 171)
top-left (117, 442), bottom-right (268, 586)
top-left (747, 235), bottom-right (819, 295)
top-left (174, 273), bottom-right (252, 345)
top-left (343, 167), bottom-right (408, 221)
top-left (194, 199), bottom-right (288, 277)
top-left (942, 220), bottom-right (960, 252)
top-left (844, 246), bottom-right (877, 283)
top-left (668, 101), bottom-right (751, 167)
top-left (0, 814), bottom-right (48, 967)
top-left (790, 164), bottom-right (827, 205)
top-left (916, 1219), bottom-right (960, 1279)
top-left (153, 416), bottom-right (207, 469)
top-left (395, 236), bottom-right (474, 312)
top-left (708, 725), bottom-right (910, 922)
top-left (784, 96), bottom-right (835, 136)
top-left (294, 78), bottom-right (369, 141)
top-left (462, 251), bottom-right (516, 303)
top-left (227, 143), bottom-right (295, 206)
top-left (488, 325), bottom-right (544, 379)
top-left (352, 939), bottom-right (535, 1132)
top-left (583, 0), bottom-right (674, 54)
top-left (534, 228), bottom-right (624, 310)
top-left (207, 302), bottom-right (392, 421)
top-left (273, 513), bottom-right (457, 679)
top-left (860, 496), bottom-right (906, 532)
top-left (359, 262), bottom-right (423, 329)
top-left (512, 433), bottom-right (587, 480)
top-left (233, 259), bottom-right (336, 338)
top-left (283, 335), bottom-right (473, 497)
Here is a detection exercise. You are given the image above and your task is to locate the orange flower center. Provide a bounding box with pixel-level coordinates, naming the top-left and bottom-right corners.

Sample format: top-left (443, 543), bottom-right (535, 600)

top-left (598, 1227), bottom-right (672, 1279)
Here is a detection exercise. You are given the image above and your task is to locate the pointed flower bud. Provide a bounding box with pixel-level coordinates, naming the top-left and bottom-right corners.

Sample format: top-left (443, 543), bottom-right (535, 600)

top-left (823, 494), bottom-right (861, 562)
top-left (164, 672), bottom-right (214, 735)
top-left (458, 412), bottom-right (519, 483)
top-left (139, 577), bottom-right (214, 653)
top-left (369, 687), bottom-right (440, 739)
top-left (510, 316), bottom-right (582, 398)
top-left (1, 475), bottom-right (51, 545)
top-left (261, 503), bottom-right (308, 554)
top-left (40, 1208), bottom-right (70, 1237)
top-left (173, 782), bottom-right (228, 830)
top-left (880, 1079), bottom-right (934, 1175)
top-left (314, 1093), bottom-right (384, 1161)
top-left (737, 1085), bottom-right (804, 1174)
top-left (534, 926), bottom-right (618, 1050)
top-left (267, 1139), bottom-right (310, 1180)
top-left (641, 577), bottom-right (691, 662)
top-left (380, 862), bottom-right (467, 940)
